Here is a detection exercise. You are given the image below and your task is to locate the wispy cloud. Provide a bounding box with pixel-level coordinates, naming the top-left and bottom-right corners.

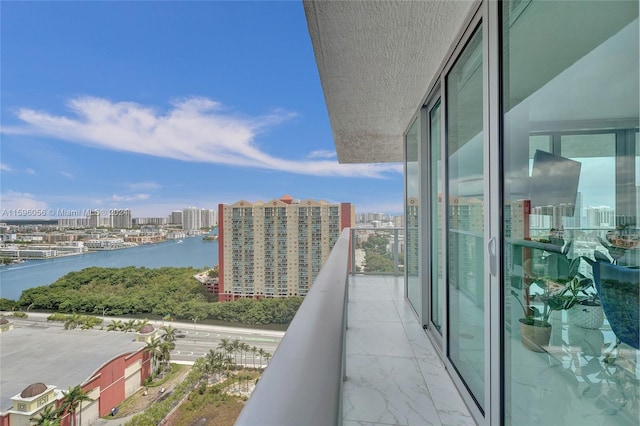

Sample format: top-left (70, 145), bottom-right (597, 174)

top-left (25, 168), bottom-right (37, 175)
top-left (112, 193), bottom-right (151, 202)
top-left (2, 96), bottom-right (401, 178)
top-left (307, 149), bottom-right (337, 159)
top-left (1, 163), bottom-right (13, 172)
top-left (59, 171), bottom-right (75, 179)
top-left (0, 190), bottom-right (48, 210)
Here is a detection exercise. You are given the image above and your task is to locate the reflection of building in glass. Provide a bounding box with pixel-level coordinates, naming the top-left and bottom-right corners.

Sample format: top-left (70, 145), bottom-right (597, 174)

top-left (585, 205), bottom-right (615, 228)
top-left (406, 197), bottom-right (419, 276)
top-left (218, 196), bottom-right (354, 301)
top-left (448, 197), bottom-right (483, 293)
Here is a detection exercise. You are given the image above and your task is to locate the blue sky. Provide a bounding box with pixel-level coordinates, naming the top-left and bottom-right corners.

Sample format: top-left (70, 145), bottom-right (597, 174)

top-left (1, 1), bottom-right (403, 219)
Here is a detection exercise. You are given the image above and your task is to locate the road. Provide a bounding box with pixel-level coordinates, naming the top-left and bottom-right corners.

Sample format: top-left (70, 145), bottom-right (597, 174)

top-left (168, 324), bottom-right (283, 365)
top-left (3, 311), bottom-right (285, 365)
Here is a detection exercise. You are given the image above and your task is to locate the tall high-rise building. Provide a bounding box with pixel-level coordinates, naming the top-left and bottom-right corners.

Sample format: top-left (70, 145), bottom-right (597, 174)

top-left (88, 210), bottom-right (100, 228)
top-left (182, 207), bottom-right (201, 231)
top-left (218, 195), bottom-right (355, 301)
top-left (200, 209), bottom-right (216, 228)
top-left (170, 210), bottom-right (183, 226)
top-left (111, 209), bottom-right (132, 229)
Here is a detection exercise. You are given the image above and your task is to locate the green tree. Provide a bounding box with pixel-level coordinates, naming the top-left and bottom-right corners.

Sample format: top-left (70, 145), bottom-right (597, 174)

top-left (160, 340), bottom-right (175, 371)
top-left (107, 320), bottom-right (123, 331)
top-left (122, 319), bottom-right (137, 332)
top-left (230, 339), bottom-right (241, 366)
top-left (134, 319), bottom-right (149, 332)
top-left (145, 338), bottom-right (163, 374)
top-left (31, 405), bottom-right (60, 426)
top-left (251, 346), bottom-right (258, 368)
top-left (162, 325), bottom-right (176, 343)
top-left (60, 385), bottom-right (91, 426)
top-left (64, 314), bottom-right (82, 330)
top-left (258, 348), bottom-right (267, 368)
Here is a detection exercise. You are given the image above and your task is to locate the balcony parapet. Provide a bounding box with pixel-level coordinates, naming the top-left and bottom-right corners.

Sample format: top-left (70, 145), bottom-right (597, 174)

top-left (235, 228), bottom-right (350, 426)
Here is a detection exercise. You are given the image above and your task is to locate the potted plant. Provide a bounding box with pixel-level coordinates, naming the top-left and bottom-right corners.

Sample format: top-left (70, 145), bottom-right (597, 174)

top-left (513, 248), bottom-right (582, 352)
top-left (562, 274), bottom-right (604, 329)
top-left (512, 277), bottom-right (566, 352)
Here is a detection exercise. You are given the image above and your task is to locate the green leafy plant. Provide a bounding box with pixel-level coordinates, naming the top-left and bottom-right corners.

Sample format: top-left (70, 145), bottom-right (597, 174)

top-left (515, 251), bottom-right (591, 326)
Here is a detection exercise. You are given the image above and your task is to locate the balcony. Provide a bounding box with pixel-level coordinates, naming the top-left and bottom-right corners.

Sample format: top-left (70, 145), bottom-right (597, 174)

top-left (236, 229), bottom-right (475, 426)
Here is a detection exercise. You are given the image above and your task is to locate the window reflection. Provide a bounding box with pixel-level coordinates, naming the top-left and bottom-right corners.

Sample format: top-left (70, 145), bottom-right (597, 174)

top-left (503, 1), bottom-right (639, 425)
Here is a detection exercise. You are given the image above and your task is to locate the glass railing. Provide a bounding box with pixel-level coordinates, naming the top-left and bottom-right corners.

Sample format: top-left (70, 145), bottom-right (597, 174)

top-left (350, 227), bottom-right (405, 276)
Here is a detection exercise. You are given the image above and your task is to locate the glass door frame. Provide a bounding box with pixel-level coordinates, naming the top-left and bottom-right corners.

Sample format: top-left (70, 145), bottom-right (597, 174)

top-left (417, 2), bottom-right (502, 424)
top-left (423, 92), bottom-right (443, 350)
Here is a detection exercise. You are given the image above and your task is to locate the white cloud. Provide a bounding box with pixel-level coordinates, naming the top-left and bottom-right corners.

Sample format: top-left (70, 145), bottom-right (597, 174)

top-left (308, 149), bottom-right (337, 159)
top-left (112, 193), bottom-right (151, 202)
top-left (2, 96), bottom-right (401, 178)
top-left (0, 190), bottom-right (48, 211)
top-left (25, 168), bottom-right (37, 175)
top-left (59, 171), bottom-right (75, 179)
top-left (1, 163), bottom-right (13, 172)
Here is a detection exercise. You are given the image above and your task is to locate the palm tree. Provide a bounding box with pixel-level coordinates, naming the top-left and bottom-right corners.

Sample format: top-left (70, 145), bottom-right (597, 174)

top-left (218, 338), bottom-right (236, 376)
top-left (64, 314), bottom-right (82, 330)
top-left (106, 320), bottom-right (122, 332)
top-left (31, 405), bottom-right (60, 426)
top-left (145, 338), bottom-right (162, 374)
top-left (162, 325), bottom-right (176, 343)
top-left (160, 340), bottom-right (174, 371)
top-left (134, 319), bottom-right (149, 332)
top-left (251, 346), bottom-right (258, 368)
top-left (122, 319), bottom-right (137, 332)
top-left (205, 349), bottom-right (231, 383)
top-left (240, 343), bottom-right (251, 367)
top-left (230, 339), bottom-right (241, 366)
top-left (264, 351), bottom-right (272, 366)
top-left (60, 386), bottom-right (91, 426)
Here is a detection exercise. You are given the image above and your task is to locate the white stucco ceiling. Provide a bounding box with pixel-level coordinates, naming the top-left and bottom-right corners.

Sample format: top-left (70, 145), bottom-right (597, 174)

top-left (303, 0), bottom-right (478, 164)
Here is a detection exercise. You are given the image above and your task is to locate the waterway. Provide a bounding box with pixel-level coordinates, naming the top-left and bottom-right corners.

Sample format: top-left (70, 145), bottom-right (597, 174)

top-left (0, 236), bottom-right (218, 301)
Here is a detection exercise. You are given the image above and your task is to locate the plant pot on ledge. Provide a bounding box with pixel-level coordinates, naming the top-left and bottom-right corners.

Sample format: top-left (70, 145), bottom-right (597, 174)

top-left (567, 302), bottom-right (604, 329)
top-left (519, 318), bottom-right (552, 352)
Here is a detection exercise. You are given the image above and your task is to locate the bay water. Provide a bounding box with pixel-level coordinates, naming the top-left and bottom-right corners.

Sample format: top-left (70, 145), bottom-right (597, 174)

top-left (0, 236), bottom-right (218, 301)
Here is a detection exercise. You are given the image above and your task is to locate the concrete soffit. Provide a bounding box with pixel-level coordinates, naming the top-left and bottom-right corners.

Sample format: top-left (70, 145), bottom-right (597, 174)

top-left (304, 0), bottom-right (478, 164)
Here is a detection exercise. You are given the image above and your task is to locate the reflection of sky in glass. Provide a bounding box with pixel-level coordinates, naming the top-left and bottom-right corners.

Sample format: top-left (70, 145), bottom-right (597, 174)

top-left (528, 157), bottom-right (615, 208)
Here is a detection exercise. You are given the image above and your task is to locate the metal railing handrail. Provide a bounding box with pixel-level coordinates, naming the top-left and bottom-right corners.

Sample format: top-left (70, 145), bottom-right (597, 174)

top-left (235, 228), bottom-right (350, 426)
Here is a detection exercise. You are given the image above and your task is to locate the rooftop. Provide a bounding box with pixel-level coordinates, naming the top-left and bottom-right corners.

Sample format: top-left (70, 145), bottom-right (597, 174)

top-left (0, 321), bottom-right (145, 412)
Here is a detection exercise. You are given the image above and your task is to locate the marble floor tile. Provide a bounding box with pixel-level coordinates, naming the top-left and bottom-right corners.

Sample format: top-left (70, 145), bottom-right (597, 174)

top-left (347, 320), bottom-right (414, 357)
top-left (415, 356), bottom-right (476, 426)
top-left (349, 299), bottom-right (402, 322)
top-left (344, 275), bottom-right (476, 426)
top-left (344, 354), bottom-right (441, 426)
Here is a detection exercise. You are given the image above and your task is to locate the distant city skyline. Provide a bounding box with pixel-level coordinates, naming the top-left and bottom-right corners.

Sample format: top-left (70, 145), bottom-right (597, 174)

top-left (0, 2), bottom-right (403, 219)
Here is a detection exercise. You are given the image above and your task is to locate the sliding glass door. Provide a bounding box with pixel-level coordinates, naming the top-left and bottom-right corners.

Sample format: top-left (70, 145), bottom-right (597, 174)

top-left (446, 24), bottom-right (485, 411)
top-left (502, 1), bottom-right (639, 424)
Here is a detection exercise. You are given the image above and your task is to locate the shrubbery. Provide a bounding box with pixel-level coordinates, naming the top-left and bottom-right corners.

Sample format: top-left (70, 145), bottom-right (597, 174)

top-left (13, 266), bottom-right (302, 325)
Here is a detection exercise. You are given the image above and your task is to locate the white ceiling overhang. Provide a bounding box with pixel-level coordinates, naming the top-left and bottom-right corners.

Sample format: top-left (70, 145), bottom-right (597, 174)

top-left (303, 0), bottom-right (478, 164)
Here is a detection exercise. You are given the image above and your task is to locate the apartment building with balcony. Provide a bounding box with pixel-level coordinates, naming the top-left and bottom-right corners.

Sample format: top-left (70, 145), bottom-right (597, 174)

top-left (238, 2), bottom-right (639, 426)
top-left (217, 195), bottom-right (354, 301)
